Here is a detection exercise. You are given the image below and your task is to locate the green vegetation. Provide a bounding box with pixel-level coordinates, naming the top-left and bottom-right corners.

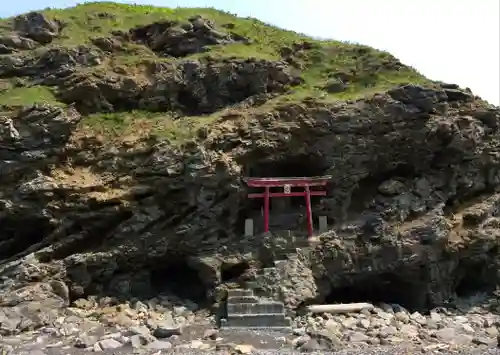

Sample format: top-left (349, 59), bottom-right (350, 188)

top-left (81, 110), bottom-right (219, 143)
top-left (1, 2), bottom-right (309, 59)
top-left (0, 85), bottom-right (63, 107)
top-left (0, 2), bottom-right (431, 144)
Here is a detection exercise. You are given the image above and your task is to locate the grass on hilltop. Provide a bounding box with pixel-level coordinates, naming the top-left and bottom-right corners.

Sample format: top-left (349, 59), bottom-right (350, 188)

top-left (0, 2), bottom-right (431, 144)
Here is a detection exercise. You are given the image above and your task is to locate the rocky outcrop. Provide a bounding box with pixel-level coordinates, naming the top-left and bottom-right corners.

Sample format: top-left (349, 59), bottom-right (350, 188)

top-left (0, 34), bottom-right (39, 54)
top-left (0, 45), bottom-right (104, 78)
top-left (129, 15), bottom-right (250, 57)
top-left (57, 57), bottom-right (299, 114)
top-left (0, 47), bottom-right (298, 114)
top-left (13, 12), bottom-right (62, 44)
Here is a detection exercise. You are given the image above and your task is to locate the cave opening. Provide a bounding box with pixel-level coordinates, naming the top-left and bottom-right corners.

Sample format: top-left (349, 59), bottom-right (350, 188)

top-left (221, 261), bottom-right (250, 282)
top-left (177, 89), bottom-right (201, 115)
top-left (325, 272), bottom-right (428, 313)
top-left (247, 154), bottom-right (328, 179)
top-left (454, 260), bottom-right (497, 298)
top-left (149, 256), bottom-right (207, 304)
top-left (0, 217), bottom-right (54, 260)
top-left (348, 164), bottom-right (416, 216)
top-left (239, 154), bottom-right (329, 234)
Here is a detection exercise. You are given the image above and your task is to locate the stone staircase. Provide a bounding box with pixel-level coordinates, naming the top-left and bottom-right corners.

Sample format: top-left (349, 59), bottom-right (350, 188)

top-left (219, 230), bottom-right (316, 330)
top-left (219, 288), bottom-right (292, 329)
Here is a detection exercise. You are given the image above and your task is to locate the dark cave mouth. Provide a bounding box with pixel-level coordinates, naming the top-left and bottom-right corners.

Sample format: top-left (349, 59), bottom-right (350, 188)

top-left (0, 216), bottom-right (54, 260)
top-left (243, 154), bottom-right (329, 213)
top-left (149, 256), bottom-right (208, 304)
top-left (454, 260), bottom-right (497, 298)
top-left (325, 272), bottom-right (429, 313)
top-left (321, 261), bottom-right (498, 314)
top-left (247, 154), bottom-right (328, 178)
top-left (221, 261), bottom-right (250, 282)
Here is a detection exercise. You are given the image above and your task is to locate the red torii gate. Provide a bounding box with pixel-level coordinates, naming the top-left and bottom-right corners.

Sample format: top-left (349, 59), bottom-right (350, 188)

top-left (243, 176), bottom-right (331, 239)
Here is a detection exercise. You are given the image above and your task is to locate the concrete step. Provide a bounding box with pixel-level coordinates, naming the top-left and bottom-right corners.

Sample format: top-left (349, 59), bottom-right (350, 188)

top-left (227, 301), bottom-right (285, 315)
top-left (227, 296), bottom-right (260, 304)
top-left (222, 313), bottom-right (291, 328)
top-left (227, 289), bottom-right (254, 297)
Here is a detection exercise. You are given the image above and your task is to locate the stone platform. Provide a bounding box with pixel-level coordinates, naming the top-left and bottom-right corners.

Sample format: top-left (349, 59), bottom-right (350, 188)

top-left (220, 288), bottom-right (291, 329)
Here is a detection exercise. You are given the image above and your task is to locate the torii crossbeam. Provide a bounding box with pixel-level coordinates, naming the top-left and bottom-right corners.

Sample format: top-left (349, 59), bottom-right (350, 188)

top-left (243, 176), bottom-right (331, 239)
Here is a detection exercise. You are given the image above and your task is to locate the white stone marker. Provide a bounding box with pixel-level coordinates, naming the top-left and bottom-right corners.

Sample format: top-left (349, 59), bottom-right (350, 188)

top-left (318, 215), bottom-right (328, 233)
top-left (244, 218), bottom-right (254, 237)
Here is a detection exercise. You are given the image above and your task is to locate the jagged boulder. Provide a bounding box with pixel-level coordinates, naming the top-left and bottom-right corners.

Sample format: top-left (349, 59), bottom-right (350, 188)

top-left (91, 36), bottom-right (124, 53)
top-left (0, 104), bottom-right (81, 150)
top-left (129, 15), bottom-right (250, 57)
top-left (0, 34), bottom-right (39, 53)
top-left (0, 45), bottom-right (104, 78)
top-left (13, 12), bottom-right (62, 44)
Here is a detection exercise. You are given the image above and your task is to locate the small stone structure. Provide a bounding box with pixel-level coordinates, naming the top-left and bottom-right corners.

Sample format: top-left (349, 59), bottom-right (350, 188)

top-left (318, 215), bottom-right (328, 233)
top-left (244, 218), bottom-right (254, 237)
top-left (220, 288), bottom-right (291, 328)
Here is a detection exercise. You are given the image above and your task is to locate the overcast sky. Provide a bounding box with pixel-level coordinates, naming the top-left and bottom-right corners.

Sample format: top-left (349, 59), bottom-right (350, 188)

top-left (2, 0), bottom-right (499, 105)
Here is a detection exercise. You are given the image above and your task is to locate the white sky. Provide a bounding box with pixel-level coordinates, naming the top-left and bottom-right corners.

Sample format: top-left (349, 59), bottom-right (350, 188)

top-left (4, 0), bottom-right (500, 105)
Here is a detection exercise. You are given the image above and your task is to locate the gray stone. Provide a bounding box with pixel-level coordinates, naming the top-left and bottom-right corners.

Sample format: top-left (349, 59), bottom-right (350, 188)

top-left (454, 334), bottom-right (474, 346)
top-left (394, 312), bottom-right (409, 324)
top-left (292, 334), bottom-right (311, 348)
top-left (130, 334), bottom-right (151, 348)
top-left (376, 311), bottom-right (394, 321)
top-left (341, 317), bottom-right (357, 329)
top-left (299, 339), bottom-right (323, 352)
top-left (378, 326), bottom-right (398, 338)
top-left (203, 328), bottom-right (218, 340)
top-left (74, 334), bottom-right (98, 348)
top-left (429, 311), bottom-right (442, 323)
top-left (357, 319), bottom-right (371, 329)
top-left (293, 327), bottom-right (307, 336)
top-left (153, 321), bottom-right (183, 338)
top-left (486, 327), bottom-right (499, 337)
top-left (461, 323), bottom-right (475, 334)
top-left (348, 332), bottom-right (370, 343)
top-left (473, 336), bottom-right (496, 346)
top-left (380, 336), bottom-right (405, 345)
top-left (378, 303), bottom-right (394, 313)
top-left (146, 340), bottom-right (173, 350)
top-left (434, 327), bottom-right (456, 342)
top-left (98, 338), bottom-right (123, 350)
top-left (399, 324), bottom-right (418, 338)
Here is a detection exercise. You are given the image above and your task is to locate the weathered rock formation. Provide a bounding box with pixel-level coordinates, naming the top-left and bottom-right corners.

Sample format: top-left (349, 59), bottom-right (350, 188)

top-left (129, 15), bottom-right (251, 57)
top-left (1, 5), bottom-right (500, 344)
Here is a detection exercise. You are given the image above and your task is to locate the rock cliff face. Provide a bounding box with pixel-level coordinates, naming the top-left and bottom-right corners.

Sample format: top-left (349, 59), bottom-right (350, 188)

top-left (1, 2), bottom-right (500, 342)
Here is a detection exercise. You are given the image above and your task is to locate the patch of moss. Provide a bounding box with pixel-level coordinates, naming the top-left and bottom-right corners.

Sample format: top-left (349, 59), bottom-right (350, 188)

top-left (0, 86), bottom-right (64, 107)
top-left (80, 110), bottom-right (218, 145)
